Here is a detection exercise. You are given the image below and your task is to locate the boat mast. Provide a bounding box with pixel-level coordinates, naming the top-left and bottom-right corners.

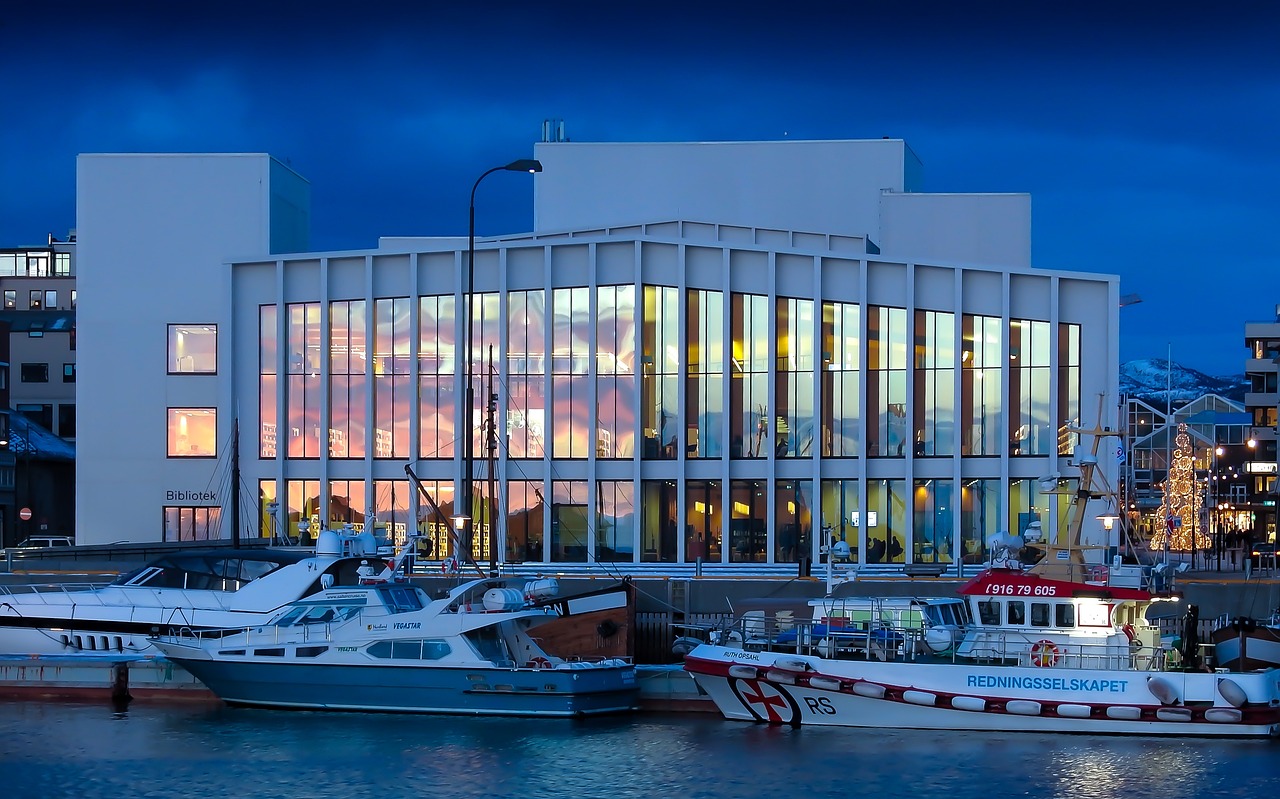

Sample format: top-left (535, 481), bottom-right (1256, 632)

top-left (486, 344), bottom-right (498, 577)
top-left (231, 417), bottom-right (241, 549)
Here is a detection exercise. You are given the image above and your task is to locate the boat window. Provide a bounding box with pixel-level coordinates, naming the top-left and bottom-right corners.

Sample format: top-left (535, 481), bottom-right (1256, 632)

top-left (239, 560), bottom-right (281, 582)
top-left (422, 640), bottom-right (450, 660)
top-left (274, 607), bottom-right (308, 626)
top-left (392, 640), bottom-right (423, 659)
top-left (1007, 601), bottom-right (1026, 625)
top-left (300, 607), bottom-right (337, 624)
top-left (1055, 603), bottom-right (1076, 627)
top-left (296, 646), bottom-right (328, 658)
top-left (382, 586), bottom-right (424, 613)
top-left (1030, 602), bottom-right (1051, 627)
top-left (1079, 602), bottom-right (1110, 627)
top-left (978, 600), bottom-right (1000, 625)
top-left (254, 648), bottom-right (286, 657)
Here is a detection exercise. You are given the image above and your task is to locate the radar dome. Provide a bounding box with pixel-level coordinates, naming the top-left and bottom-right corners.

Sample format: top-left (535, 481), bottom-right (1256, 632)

top-left (315, 528), bottom-right (343, 556)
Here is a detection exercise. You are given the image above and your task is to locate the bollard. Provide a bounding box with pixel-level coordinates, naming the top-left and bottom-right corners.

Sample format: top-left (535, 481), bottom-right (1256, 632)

top-left (110, 661), bottom-right (132, 712)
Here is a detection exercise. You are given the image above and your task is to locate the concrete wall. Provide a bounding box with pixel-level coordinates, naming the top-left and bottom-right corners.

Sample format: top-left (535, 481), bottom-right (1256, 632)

top-left (533, 139), bottom-right (918, 243)
top-left (75, 154), bottom-right (309, 544)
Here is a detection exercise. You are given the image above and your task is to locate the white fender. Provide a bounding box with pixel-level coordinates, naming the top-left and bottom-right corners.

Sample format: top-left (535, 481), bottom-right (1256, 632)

top-left (1146, 675), bottom-right (1179, 705)
top-left (950, 695), bottom-right (986, 712)
top-left (728, 664), bottom-right (759, 679)
top-left (1055, 703), bottom-right (1092, 719)
top-left (852, 681), bottom-right (887, 699)
top-left (1217, 677), bottom-right (1248, 708)
top-left (773, 657), bottom-right (810, 672)
top-left (1205, 707), bottom-right (1244, 723)
top-left (903, 690), bottom-right (937, 706)
top-left (1006, 700), bottom-right (1042, 716)
top-left (1106, 706), bottom-right (1143, 720)
top-left (808, 676), bottom-right (843, 691)
top-left (1155, 707), bottom-right (1193, 722)
top-left (765, 669), bottom-right (797, 684)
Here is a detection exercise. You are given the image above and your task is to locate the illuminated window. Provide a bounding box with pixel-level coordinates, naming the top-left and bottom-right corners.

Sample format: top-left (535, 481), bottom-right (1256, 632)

top-left (167, 408), bottom-right (217, 457)
top-left (168, 324), bottom-right (218, 373)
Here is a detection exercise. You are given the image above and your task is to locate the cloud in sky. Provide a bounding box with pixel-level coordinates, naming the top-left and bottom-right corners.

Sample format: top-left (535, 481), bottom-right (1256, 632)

top-left (2, 1), bottom-right (1278, 374)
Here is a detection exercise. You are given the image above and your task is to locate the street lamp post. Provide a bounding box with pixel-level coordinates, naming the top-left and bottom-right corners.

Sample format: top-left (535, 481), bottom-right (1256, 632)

top-left (464, 159), bottom-right (542, 576)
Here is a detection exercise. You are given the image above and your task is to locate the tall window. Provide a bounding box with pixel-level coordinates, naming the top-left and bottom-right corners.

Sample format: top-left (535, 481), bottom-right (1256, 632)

top-left (552, 287), bottom-right (591, 458)
top-left (867, 306), bottom-right (907, 457)
top-left (413, 478), bottom-right (456, 560)
top-left (551, 480), bottom-right (588, 562)
top-left (327, 479), bottom-right (367, 530)
top-left (913, 310), bottom-right (955, 456)
top-left (329, 300), bottom-right (367, 459)
top-left (1010, 319), bottom-right (1051, 456)
top-left (820, 479), bottom-right (860, 562)
top-left (286, 302), bottom-right (323, 458)
top-left (960, 479), bottom-right (999, 565)
top-left (168, 408), bottom-right (216, 457)
top-left (1057, 323), bottom-right (1081, 456)
top-left (775, 298), bottom-right (815, 458)
top-left (686, 289), bottom-right (724, 458)
top-left (685, 480), bottom-right (721, 561)
top-left (641, 285), bottom-right (680, 459)
top-left (866, 479), bottom-right (906, 564)
top-left (506, 480), bottom-right (544, 563)
top-left (729, 479), bottom-right (767, 562)
top-left (286, 479), bottom-right (321, 544)
top-left (597, 480), bottom-right (636, 562)
top-left (912, 478), bottom-right (953, 562)
top-left (730, 293), bottom-right (769, 458)
top-left (596, 286), bottom-right (637, 458)
top-left (821, 301), bottom-right (860, 457)
top-left (259, 306), bottom-right (277, 458)
top-left (163, 507), bottom-right (222, 542)
top-left (168, 324), bottom-right (217, 374)
top-left (372, 479), bottom-right (411, 548)
top-left (775, 480), bottom-right (813, 562)
top-left (640, 480), bottom-right (678, 562)
top-left (507, 290), bottom-right (546, 458)
top-left (373, 298), bottom-right (411, 459)
top-left (465, 292), bottom-right (501, 462)
top-left (961, 314), bottom-right (1002, 456)
top-left (418, 295), bottom-right (456, 459)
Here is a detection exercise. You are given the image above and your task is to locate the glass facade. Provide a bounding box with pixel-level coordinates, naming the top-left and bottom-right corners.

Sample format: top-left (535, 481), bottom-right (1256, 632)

top-left (248, 269), bottom-right (1093, 569)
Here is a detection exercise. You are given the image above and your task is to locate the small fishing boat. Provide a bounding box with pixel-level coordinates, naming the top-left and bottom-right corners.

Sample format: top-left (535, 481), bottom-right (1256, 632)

top-left (1211, 612), bottom-right (1280, 671)
top-left (149, 554), bottom-right (639, 717)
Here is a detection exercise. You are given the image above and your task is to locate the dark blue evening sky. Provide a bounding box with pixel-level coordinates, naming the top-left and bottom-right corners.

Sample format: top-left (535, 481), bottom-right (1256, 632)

top-left (3, 1), bottom-right (1277, 375)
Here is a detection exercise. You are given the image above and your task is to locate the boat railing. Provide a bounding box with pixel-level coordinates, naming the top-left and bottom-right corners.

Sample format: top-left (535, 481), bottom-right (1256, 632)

top-left (713, 616), bottom-right (1174, 671)
top-left (158, 620), bottom-right (338, 648)
top-left (0, 582), bottom-right (114, 603)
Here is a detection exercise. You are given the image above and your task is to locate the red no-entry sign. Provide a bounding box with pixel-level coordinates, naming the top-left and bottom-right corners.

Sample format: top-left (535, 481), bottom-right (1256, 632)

top-left (18, 507), bottom-right (32, 521)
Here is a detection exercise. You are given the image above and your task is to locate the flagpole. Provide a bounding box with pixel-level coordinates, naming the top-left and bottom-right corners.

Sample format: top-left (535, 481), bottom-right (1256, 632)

top-left (1165, 343), bottom-right (1172, 570)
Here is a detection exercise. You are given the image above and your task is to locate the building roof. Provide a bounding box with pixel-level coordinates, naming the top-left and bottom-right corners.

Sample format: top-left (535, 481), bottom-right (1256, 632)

top-left (6, 410), bottom-right (75, 461)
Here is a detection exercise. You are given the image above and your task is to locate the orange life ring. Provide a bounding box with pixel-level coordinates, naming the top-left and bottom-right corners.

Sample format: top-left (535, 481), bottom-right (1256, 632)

top-left (1122, 624), bottom-right (1136, 642)
top-left (527, 656), bottom-right (551, 669)
top-left (1030, 639), bottom-right (1060, 667)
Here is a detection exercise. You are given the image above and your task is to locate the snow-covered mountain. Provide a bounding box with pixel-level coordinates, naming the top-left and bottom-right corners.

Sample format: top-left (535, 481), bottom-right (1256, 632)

top-left (1119, 359), bottom-right (1248, 407)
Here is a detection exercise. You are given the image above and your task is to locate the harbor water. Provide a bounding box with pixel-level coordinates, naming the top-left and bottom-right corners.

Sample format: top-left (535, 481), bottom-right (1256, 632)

top-left (1, 699), bottom-right (1274, 799)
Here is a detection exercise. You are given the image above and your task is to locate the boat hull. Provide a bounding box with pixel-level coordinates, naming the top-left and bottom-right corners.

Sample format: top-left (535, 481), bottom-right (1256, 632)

top-left (684, 645), bottom-right (1280, 737)
top-left (1211, 626), bottom-right (1280, 671)
top-left (163, 651), bottom-right (639, 717)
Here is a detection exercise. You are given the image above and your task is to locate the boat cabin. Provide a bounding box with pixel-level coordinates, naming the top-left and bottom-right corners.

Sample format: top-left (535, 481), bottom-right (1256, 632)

top-left (955, 569), bottom-right (1161, 668)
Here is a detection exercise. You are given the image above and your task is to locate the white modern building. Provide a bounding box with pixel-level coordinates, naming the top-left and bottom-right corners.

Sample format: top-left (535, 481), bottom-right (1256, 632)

top-left (75, 138), bottom-right (1121, 573)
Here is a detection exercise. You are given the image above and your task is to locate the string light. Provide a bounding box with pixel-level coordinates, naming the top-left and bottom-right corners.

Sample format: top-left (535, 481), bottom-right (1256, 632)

top-left (1151, 423), bottom-right (1210, 552)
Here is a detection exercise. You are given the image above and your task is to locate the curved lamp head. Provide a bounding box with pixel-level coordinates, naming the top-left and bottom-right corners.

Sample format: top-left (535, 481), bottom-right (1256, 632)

top-left (504, 159), bottom-right (542, 174)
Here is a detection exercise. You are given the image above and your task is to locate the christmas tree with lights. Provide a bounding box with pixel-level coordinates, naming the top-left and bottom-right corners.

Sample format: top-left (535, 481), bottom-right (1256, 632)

top-left (1151, 423), bottom-right (1209, 552)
